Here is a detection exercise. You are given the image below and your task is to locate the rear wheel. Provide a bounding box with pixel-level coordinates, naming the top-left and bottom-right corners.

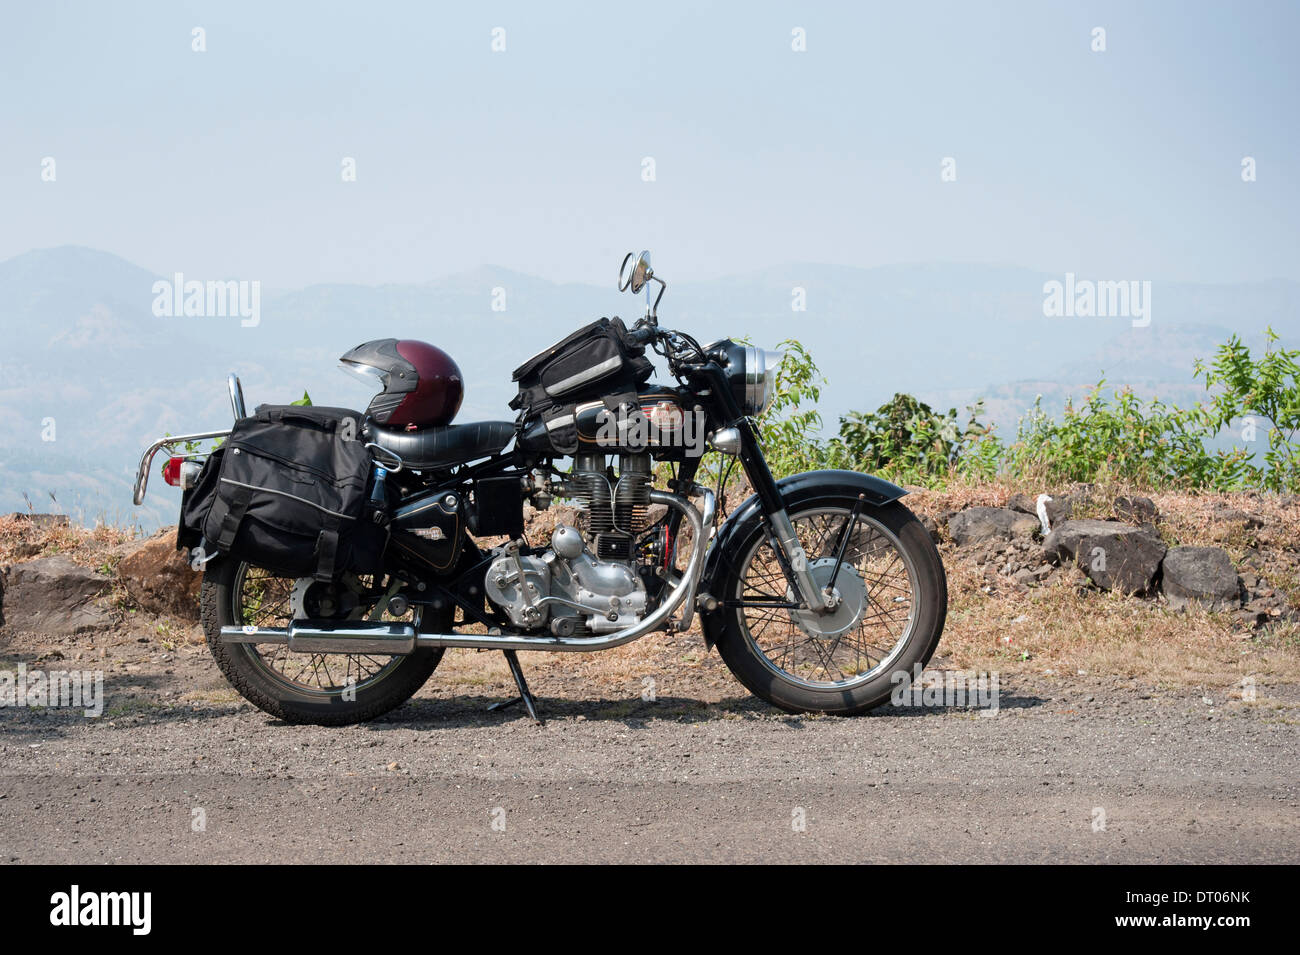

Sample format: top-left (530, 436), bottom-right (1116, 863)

top-left (201, 559), bottom-right (447, 725)
top-left (714, 498), bottom-right (946, 715)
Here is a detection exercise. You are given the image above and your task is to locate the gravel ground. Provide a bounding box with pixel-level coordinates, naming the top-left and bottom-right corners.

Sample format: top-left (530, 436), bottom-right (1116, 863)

top-left (1, 652), bottom-right (1297, 864)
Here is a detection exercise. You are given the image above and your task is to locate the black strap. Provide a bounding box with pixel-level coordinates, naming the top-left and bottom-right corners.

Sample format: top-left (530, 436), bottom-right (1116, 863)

top-left (541, 405), bottom-right (579, 454)
top-left (314, 516), bottom-right (342, 582)
top-left (213, 484), bottom-right (253, 550)
top-left (602, 391), bottom-right (638, 413)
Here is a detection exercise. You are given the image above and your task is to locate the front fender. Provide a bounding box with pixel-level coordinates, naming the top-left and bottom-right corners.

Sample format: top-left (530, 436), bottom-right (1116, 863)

top-left (698, 469), bottom-right (907, 649)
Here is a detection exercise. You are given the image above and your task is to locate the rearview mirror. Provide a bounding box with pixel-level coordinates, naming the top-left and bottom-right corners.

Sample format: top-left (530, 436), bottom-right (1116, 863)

top-left (618, 250), bottom-right (652, 294)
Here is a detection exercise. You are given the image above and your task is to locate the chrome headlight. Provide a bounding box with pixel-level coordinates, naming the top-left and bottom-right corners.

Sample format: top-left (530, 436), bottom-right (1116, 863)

top-left (743, 346), bottom-right (784, 416)
top-left (710, 340), bottom-right (784, 416)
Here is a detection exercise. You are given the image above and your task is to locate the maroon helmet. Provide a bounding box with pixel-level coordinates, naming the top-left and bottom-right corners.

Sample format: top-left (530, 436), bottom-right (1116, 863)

top-left (339, 338), bottom-right (464, 429)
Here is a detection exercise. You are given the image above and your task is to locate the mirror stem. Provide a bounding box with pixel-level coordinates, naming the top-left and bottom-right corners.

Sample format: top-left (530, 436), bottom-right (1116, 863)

top-left (648, 276), bottom-right (666, 319)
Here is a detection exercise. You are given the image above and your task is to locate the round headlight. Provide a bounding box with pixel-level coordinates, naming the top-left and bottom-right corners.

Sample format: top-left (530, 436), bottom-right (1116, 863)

top-left (744, 346), bottom-right (784, 416)
top-left (707, 340), bottom-right (786, 416)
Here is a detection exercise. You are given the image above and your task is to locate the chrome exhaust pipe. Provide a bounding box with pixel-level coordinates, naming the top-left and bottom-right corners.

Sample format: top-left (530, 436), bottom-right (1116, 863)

top-left (220, 488), bottom-right (713, 655)
top-left (221, 621), bottom-right (417, 655)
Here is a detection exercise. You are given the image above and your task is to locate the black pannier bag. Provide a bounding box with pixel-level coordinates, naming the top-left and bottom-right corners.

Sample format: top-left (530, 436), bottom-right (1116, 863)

top-left (179, 405), bottom-right (388, 581)
top-left (509, 317), bottom-right (654, 452)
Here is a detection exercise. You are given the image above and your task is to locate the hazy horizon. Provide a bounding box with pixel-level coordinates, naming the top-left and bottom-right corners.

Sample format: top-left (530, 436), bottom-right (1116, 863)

top-left (4, 2), bottom-right (1299, 289)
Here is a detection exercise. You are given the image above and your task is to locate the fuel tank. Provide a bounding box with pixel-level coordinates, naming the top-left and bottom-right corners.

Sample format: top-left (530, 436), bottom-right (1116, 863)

top-left (517, 383), bottom-right (706, 459)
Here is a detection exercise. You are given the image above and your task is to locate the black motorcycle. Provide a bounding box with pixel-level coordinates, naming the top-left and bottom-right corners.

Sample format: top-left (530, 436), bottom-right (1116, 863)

top-left (134, 252), bottom-right (947, 724)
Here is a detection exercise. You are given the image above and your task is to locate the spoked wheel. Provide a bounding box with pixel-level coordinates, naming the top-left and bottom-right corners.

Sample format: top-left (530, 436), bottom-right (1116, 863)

top-left (714, 498), bottom-right (946, 715)
top-left (201, 558), bottom-right (447, 725)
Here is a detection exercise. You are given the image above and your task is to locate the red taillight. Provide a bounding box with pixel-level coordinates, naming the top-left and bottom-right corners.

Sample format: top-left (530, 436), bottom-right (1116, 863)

top-left (162, 456), bottom-right (184, 487)
top-left (162, 457), bottom-right (201, 489)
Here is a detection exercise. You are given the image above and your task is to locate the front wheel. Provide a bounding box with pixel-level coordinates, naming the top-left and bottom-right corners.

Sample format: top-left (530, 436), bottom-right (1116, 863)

top-left (713, 497), bottom-right (947, 715)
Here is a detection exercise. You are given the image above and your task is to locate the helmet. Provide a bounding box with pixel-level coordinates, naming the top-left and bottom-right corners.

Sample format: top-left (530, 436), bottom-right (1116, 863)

top-left (338, 338), bottom-right (464, 429)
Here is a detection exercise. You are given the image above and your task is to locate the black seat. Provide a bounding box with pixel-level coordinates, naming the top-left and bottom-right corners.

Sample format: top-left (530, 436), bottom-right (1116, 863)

top-left (367, 420), bottom-right (515, 469)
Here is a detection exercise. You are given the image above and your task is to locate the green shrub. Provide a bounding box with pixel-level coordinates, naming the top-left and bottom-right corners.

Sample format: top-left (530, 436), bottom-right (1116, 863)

top-left (1003, 386), bottom-right (1253, 491)
top-left (832, 394), bottom-right (993, 486)
top-left (1195, 327), bottom-right (1300, 492)
top-left (756, 339), bottom-right (833, 476)
top-left (753, 329), bottom-right (1299, 493)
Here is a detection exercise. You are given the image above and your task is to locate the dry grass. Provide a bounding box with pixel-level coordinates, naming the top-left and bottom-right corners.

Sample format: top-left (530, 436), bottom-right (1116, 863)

top-left (4, 479), bottom-right (1298, 696)
top-left (0, 514), bottom-right (139, 572)
top-left (900, 479), bottom-right (1300, 688)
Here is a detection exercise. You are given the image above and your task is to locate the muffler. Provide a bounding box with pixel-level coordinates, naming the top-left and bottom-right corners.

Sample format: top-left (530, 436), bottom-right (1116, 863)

top-left (221, 620), bottom-right (417, 655)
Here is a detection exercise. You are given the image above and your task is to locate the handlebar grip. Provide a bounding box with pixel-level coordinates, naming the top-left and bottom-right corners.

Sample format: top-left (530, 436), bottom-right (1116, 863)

top-left (627, 325), bottom-right (656, 345)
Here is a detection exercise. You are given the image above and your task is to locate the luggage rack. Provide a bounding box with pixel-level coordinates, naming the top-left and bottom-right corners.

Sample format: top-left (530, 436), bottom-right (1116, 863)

top-left (132, 373), bottom-right (244, 505)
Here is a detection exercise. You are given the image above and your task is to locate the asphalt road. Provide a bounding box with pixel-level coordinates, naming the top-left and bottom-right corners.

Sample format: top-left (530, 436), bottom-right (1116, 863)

top-left (1, 680), bottom-right (1297, 864)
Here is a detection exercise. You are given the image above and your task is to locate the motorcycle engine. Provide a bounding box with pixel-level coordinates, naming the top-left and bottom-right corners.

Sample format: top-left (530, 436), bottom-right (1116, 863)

top-left (484, 453), bottom-right (655, 635)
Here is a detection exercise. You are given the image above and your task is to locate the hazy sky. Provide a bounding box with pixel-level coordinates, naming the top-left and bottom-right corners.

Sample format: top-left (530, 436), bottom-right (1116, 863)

top-left (3, 1), bottom-right (1297, 288)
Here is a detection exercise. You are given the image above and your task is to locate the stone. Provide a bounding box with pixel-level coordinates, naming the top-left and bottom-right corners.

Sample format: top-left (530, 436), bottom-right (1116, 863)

top-left (1113, 495), bottom-right (1158, 524)
top-left (4, 513), bottom-right (70, 528)
top-left (0, 556), bottom-right (111, 634)
top-left (1006, 492), bottom-right (1071, 528)
top-left (947, 507), bottom-right (1040, 546)
top-left (1209, 506), bottom-right (1264, 530)
top-left (918, 513), bottom-right (942, 545)
top-left (1160, 546), bottom-right (1241, 611)
top-left (1006, 493), bottom-right (1038, 515)
top-left (1042, 519), bottom-right (1167, 595)
top-left (117, 528), bottom-right (202, 620)
top-left (1043, 496), bottom-right (1074, 528)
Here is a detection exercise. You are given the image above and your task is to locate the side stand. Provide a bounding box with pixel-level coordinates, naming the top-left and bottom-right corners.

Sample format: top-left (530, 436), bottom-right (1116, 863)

top-left (487, 650), bottom-right (542, 724)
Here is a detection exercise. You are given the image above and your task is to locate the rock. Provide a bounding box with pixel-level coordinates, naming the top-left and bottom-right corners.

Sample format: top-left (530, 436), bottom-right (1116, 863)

top-left (4, 513), bottom-right (70, 528)
top-left (1160, 546), bottom-right (1241, 611)
top-left (1254, 526), bottom-right (1287, 548)
top-left (947, 507), bottom-right (1040, 546)
top-left (1113, 495), bottom-right (1158, 524)
top-left (1042, 519), bottom-right (1167, 594)
top-left (1006, 493), bottom-right (1039, 515)
top-left (918, 514), bottom-right (942, 545)
top-left (1043, 497), bottom-right (1074, 527)
top-left (1006, 492), bottom-right (1072, 527)
top-left (0, 556), bottom-right (111, 634)
top-left (1209, 506), bottom-right (1264, 529)
top-left (117, 528), bottom-right (202, 620)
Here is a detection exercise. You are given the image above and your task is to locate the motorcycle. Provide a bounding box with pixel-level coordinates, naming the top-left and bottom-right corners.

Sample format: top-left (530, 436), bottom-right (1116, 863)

top-left (134, 252), bottom-right (947, 724)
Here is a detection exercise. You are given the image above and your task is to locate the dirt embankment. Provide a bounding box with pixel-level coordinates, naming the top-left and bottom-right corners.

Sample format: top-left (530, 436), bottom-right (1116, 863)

top-left (0, 481), bottom-right (1298, 714)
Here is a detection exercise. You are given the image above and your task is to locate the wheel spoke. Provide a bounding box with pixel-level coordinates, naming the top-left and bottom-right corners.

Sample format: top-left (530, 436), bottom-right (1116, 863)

top-left (231, 564), bottom-right (411, 697)
top-left (737, 507), bottom-right (918, 689)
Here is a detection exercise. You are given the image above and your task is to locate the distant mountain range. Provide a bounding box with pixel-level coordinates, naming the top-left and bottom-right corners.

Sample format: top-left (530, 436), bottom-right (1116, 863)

top-left (1, 246), bottom-right (1296, 529)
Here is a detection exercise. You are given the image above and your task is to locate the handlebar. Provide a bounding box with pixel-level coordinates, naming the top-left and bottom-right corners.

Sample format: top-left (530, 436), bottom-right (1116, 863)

top-left (628, 320), bottom-right (717, 381)
top-left (626, 322), bottom-right (658, 347)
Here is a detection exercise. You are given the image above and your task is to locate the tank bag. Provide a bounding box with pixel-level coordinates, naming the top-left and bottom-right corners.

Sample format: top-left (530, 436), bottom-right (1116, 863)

top-left (510, 317), bottom-right (654, 454)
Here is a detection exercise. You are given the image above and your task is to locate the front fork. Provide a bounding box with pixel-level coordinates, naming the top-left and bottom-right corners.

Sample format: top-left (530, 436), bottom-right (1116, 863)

top-left (670, 361), bottom-right (838, 614)
top-left (732, 417), bottom-right (832, 612)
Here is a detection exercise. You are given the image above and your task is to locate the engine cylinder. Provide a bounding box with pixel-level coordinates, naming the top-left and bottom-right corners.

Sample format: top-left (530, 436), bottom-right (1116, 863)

top-left (570, 453), bottom-right (613, 533)
top-left (568, 453), bottom-right (654, 561)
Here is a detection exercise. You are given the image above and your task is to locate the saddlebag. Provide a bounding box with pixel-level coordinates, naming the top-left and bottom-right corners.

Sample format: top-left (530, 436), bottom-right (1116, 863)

top-left (178, 405), bottom-right (388, 581)
top-left (509, 317), bottom-right (653, 453)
